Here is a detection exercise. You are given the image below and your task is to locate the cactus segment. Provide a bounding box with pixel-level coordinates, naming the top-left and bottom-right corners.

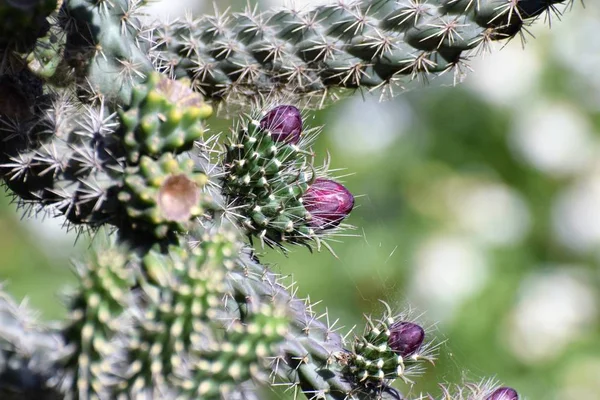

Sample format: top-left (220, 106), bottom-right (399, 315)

top-left (25, 24), bottom-right (66, 80)
top-left (145, 0), bottom-right (571, 103)
top-left (118, 72), bottom-right (213, 164)
top-left (228, 254), bottom-right (423, 400)
top-left (178, 304), bottom-right (288, 400)
top-left (113, 235), bottom-right (235, 398)
top-left (348, 312), bottom-right (432, 386)
top-left (220, 105), bottom-right (354, 248)
top-left (0, 90), bottom-right (125, 228)
top-left (222, 113), bottom-right (314, 246)
top-left (2, 78), bottom-right (212, 240)
top-left (221, 109), bottom-right (327, 247)
top-left (53, 230), bottom-right (288, 400)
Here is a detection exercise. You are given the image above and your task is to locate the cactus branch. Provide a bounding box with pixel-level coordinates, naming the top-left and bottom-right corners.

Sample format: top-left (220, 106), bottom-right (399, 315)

top-left (145, 0), bottom-right (573, 105)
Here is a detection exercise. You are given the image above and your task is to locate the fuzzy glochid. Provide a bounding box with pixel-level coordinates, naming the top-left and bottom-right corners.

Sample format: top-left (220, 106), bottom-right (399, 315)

top-left (347, 304), bottom-right (433, 387)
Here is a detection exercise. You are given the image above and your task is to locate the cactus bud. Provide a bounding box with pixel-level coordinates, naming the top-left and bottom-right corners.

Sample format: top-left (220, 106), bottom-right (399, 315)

top-left (259, 105), bottom-right (302, 144)
top-left (487, 387), bottom-right (519, 400)
top-left (303, 178), bottom-right (354, 230)
top-left (388, 321), bottom-right (424, 357)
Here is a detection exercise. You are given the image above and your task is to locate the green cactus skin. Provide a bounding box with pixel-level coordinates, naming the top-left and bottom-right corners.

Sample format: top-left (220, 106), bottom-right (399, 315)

top-left (0, 90), bottom-right (125, 229)
top-left (1, 74), bottom-right (213, 238)
top-left (178, 304), bottom-right (288, 400)
top-left (146, 0), bottom-right (570, 104)
top-left (25, 23), bottom-right (67, 81)
top-left (0, 91), bottom-right (113, 213)
top-left (118, 72), bottom-right (213, 164)
top-left (227, 250), bottom-right (371, 400)
top-left (53, 230), bottom-right (290, 400)
top-left (109, 234), bottom-right (286, 399)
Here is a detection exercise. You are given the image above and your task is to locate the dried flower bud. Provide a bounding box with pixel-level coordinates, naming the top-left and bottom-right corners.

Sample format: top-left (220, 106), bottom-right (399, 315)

top-left (302, 178), bottom-right (354, 230)
top-left (260, 105), bottom-right (302, 144)
top-left (487, 387), bottom-right (519, 400)
top-left (158, 174), bottom-right (201, 221)
top-left (388, 321), bottom-right (424, 357)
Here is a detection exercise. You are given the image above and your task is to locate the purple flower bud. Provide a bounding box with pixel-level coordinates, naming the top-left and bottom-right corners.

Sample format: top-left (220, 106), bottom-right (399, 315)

top-left (302, 178), bottom-right (354, 230)
top-left (259, 105), bottom-right (302, 144)
top-left (388, 321), bottom-right (424, 357)
top-left (487, 387), bottom-right (519, 400)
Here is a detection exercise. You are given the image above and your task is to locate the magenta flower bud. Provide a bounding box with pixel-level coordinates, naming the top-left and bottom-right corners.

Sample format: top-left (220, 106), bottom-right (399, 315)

top-left (302, 178), bottom-right (354, 230)
top-left (487, 387), bottom-right (519, 400)
top-left (388, 321), bottom-right (424, 357)
top-left (259, 105), bottom-right (302, 144)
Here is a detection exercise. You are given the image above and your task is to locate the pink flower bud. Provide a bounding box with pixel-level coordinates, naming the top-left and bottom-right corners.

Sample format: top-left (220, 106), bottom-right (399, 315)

top-left (388, 321), bottom-right (424, 357)
top-left (302, 178), bottom-right (354, 230)
top-left (487, 387), bottom-right (519, 400)
top-left (259, 105), bottom-right (302, 144)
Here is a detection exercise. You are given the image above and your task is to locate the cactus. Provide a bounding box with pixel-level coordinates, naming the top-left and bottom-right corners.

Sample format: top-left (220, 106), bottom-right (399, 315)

top-left (145, 0), bottom-right (573, 104)
top-left (218, 104), bottom-right (353, 249)
top-left (0, 0), bottom-right (579, 399)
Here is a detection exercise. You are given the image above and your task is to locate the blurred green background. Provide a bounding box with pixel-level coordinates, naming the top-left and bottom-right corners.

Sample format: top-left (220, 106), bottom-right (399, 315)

top-left (2, 1), bottom-right (600, 399)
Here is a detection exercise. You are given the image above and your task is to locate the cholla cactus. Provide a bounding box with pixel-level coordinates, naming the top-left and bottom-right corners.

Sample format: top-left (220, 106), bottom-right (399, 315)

top-left (0, 0), bottom-right (577, 399)
top-left (147, 0), bottom-right (575, 104)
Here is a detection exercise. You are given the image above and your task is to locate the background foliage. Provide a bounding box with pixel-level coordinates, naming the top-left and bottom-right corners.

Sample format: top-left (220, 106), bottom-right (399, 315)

top-left (2, 1), bottom-right (599, 399)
